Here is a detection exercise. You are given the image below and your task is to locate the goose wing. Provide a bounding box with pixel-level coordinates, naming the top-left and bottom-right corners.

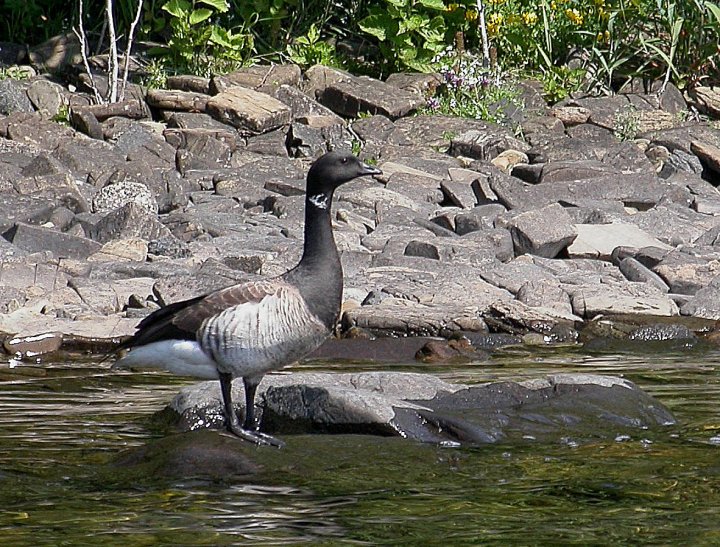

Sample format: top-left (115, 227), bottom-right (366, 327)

top-left (120, 280), bottom-right (281, 350)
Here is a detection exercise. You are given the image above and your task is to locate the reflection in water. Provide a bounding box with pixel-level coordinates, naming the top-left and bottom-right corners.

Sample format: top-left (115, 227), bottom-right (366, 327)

top-left (0, 350), bottom-right (719, 544)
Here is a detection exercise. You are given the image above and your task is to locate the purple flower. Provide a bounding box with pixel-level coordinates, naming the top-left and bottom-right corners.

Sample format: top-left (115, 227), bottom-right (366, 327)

top-left (427, 97), bottom-right (441, 110)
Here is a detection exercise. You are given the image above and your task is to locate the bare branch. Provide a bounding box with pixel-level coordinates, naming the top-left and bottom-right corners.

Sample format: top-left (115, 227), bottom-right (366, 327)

top-left (74, 0), bottom-right (103, 104)
top-left (106, 0), bottom-right (119, 103)
top-left (121, 0), bottom-right (145, 101)
top-left (476, 0), bottom-right (490, 67)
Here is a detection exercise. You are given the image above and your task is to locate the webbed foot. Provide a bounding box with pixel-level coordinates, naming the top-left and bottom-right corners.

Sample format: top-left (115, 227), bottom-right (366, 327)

top-left (226, 423), bottom-right (285, 448)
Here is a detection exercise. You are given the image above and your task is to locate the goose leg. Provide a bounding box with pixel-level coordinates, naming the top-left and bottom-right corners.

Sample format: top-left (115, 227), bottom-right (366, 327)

top-left (242, 375), bottom-right (260, 430)
top-left (242, 375), bottom-right (285, 447)
top-left (218, 372), bottom-right (284, 447)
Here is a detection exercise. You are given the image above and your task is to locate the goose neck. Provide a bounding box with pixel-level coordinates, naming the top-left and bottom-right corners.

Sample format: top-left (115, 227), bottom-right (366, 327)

top-left (298, 190), bottom-right (340, 271)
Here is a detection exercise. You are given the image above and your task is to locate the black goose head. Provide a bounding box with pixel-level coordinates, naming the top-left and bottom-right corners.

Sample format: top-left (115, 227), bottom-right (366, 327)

top-left (306, 151), bottom-right (382, 205)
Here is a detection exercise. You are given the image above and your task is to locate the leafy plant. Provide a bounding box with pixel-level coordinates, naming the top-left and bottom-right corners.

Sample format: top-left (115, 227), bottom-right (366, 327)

top-left (138, 57), bottom-right (169, 89)
top-left (613, 104), bottom-right (640, 141)
top-left (481, 0), bottom-right (720, 93)
top-left (539, 64), bottom-right (586, 103)
top-left (160, 0), bottom-right (253, 76)
top-left (286, 23), bottom-right (343, 68)
top-left (625, 0), bottom-right (720, 88)
top-left (359, 0), bottom-right (448, 73)
top-left (52, 103), bottom-right (71, 125)
top-left (230, 0), bottom-right (339, 60)
top-left (424, 47), bottom-right (523, 125)
top-left (0, 66), bottom-right (33, 80)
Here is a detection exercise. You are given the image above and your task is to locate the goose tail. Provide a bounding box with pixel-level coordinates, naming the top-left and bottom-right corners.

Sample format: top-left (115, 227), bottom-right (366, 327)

top-left (112, 339), bottom-right (220, 380)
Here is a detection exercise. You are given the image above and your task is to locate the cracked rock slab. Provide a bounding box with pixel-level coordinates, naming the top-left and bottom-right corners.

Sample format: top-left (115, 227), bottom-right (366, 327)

top-left (167, 371), bottom-right (676, 445)
top-left (206, 86), bottom-right (291, 133)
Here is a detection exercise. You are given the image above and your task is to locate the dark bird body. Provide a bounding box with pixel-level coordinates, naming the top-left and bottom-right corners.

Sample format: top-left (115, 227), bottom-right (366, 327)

top-left (113, 151), bottom-right (382, 446)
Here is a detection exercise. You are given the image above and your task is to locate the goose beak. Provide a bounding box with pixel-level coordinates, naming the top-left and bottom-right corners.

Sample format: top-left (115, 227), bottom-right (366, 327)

top-left (360, 162), bottom-right (382, 177)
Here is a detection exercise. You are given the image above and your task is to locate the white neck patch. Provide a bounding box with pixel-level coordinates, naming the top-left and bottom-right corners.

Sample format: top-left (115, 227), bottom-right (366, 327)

top-left (309, 193), bottom-right (329, 209)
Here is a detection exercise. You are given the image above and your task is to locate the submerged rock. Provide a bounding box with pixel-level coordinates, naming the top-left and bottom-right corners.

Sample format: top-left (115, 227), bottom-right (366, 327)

top-left (112, 429), bottom-right (260, 480)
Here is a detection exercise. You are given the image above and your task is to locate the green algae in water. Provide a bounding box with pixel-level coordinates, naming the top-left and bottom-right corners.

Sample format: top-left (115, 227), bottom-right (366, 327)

top-left (0, 352), bottom-right (719, 545)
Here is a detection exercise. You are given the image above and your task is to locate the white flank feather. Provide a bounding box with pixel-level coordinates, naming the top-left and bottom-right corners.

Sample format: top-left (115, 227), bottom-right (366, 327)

top-left (201, 285), bottom-right (329, 377)
top-left (112, 340), bottom-right (220, 379)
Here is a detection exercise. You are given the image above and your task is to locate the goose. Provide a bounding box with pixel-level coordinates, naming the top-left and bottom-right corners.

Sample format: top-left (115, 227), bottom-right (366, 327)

top-left (113, 151), bottom-right (382, 447)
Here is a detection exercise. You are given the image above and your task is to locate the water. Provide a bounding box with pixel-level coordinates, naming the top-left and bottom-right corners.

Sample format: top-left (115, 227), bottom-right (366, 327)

top-left (1, 347), bottom-right (719, 545)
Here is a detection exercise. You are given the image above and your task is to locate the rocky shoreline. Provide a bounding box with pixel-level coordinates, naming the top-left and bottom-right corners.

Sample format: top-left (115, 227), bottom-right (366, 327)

top-left (2, 49), bottom-right (720, 361)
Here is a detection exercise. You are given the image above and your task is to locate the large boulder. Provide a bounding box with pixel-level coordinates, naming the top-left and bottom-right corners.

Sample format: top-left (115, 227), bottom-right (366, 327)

top-left (167, 371), bottom-right (676, 445)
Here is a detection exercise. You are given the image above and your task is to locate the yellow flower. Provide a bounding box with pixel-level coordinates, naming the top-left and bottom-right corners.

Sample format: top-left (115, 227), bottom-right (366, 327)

top-left (523, 11), bottom-right (538, 25)
top-left (465, 9), bottom-right (478, 22)
top-left (565, 8), bottom-right (583, 25)
top-left (596, 30), bottom-right (611, 43)
top-left (447, 3), bottom-right (459, 10)
top-left (487, 12), bottom-right (504, 36)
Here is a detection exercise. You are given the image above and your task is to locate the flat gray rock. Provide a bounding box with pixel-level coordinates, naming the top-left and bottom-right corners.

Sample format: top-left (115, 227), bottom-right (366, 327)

top-left (392, 115), bottom-right (491, 149)
top-left (343, 286), bottom-right (510, 337)
top-left (319, 75), bottom-right (424, 119)
top-left (629, 204), bottom-right (716, 246)
top-left (5, 112), bottom-right (75, 150)
top-left (0, 193), bottom-right (56, 234)
top-left (680, 284), bottom-right (720, 319)
top-left (167, 371), bottom-right (676, 445)
top-left (206, 86), bottom-right (291, 133)
top-left (569, 281), bottom-right (679, 318)
top-left (0, 307), bottom-right (138, 340)
top-left (508, 203), bottom-right (578, 258)
top-left (449, 128), bottom-right (529, 161)
top-left (210, 64), bottom-right (301, 94)
top-left (493, 172), bottom-right (678, 212)
top-left (6, 222), bottom-right (102, 259)
top-left (653, 250), bottom-right (720, 295)
top-left (567, 222), bottom-right (671, 259)
top-left (539, 159), bottom-right (618, 183)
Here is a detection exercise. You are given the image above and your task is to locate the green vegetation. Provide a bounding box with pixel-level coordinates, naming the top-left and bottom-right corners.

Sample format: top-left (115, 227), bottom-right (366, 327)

top-left (52, 103), bottom-right (71, 124)
top-left (158, 0), bottom-right (253, 77)
top-left (613, 104), bottom-right (640, 141)
top-left (286, 23), bottom-right (344, 68)
top-left (1, 0), bottom-right (718, 107)
top-left (424, 47), bottom-right (522, 125)
top-left (0, 66), bottom-right (32, 80)
top-left (477, 0), bottom-right (720, 96)
top-left (358, 0), bottom-right (448, 74)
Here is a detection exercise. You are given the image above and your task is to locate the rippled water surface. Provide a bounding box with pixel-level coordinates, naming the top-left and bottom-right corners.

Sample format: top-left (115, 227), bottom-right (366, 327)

top-left (1, 347), bottom-right (719, 545)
